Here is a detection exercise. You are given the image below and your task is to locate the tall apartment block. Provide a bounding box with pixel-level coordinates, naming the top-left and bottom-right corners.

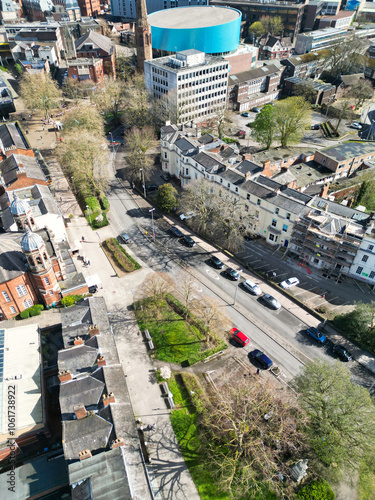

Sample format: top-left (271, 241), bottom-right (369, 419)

top-left (144, 49), bottom-right (229, 125)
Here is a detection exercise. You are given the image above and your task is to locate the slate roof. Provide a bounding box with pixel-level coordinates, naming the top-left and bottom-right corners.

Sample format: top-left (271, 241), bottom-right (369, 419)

top-left (198, 133), bottom-right (215, 145)
top-left (174, 136), bottom-right (197, 154)
top-left (194, 151), bottom-right (224, 172)
top-left (69, 447), bottom-right (132, 500)
top-left (228, 63), bottom-right (280, 86)
top-left (59, 375), bottom-right (105, 416)
top-left (255, 175), bottom-right (312, 204)
top-left (75, 30), bottom-right (113, 54)
top-left (220, 169), bottom-right (245, 185)
top-left (58, 344), bottom-right (99, 374)
top-left (235, 159), bottom-right (263, 177)
top-left (311, 196), bottom-right (370, 222)
top-left (285, 76), bottom-right (335, 92)
top-left (261, 34), bottom-right (292, 49)
top-left (0, 153), bottom-right (45, 188)
top-left (319, 141), bottom-right (375, 162)
top-left (0, 122), bottom-right (29, 151)
top-left (242, 178), bottom-right (311, 215)
top-left (62, 413), bottom-right (113, 459)
top-left (160, 124), bottom-right (177, 136)
top-left (272, 169), bottom-right (297, 185)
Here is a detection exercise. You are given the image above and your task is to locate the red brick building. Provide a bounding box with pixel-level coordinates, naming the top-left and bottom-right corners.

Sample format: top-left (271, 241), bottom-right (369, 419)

top-left (0, 154), bottom-right (48, 195)
top-left (75, 31), bottom-right (115, 77)
top-left (258, 34), bottom-right (292, 61)
top-left (67, 57), bottom-right (104, 84)
top-left (0, 122), bottom-right (34, 161)
top-left (77, 0), bottom-right (100, 17)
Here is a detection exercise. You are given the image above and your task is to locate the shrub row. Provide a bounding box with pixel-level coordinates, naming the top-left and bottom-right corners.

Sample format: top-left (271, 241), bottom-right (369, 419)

top-left (61, 295), bottom-right (83, 308)
top-left (179, 373), bottom-right (210, 414)
top-left (19, 304), bottom-right (44, 319)
top-left (103, 238), bottom-right (141, 272)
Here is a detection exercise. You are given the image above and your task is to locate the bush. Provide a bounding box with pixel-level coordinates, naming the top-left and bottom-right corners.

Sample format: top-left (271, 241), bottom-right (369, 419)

top-left (61, 295), bottom-right (83, 308)
top-left (103, 238), bottom-right (141, 272)
top-left (297, 479), bottom-right (335, 500)
top-left (92, 211), bottom-right (109, 228)
top-left (29, 304), bottom-right (44, 317)
top-left (100, 195), bottom-right (110, 211)
top-left (19, 310), bottom-right (30, 319)
top-left (14, 63), bottom-right (22, 76)
top-left (180, 373), bottom-right (210, 414)
top-left (85, 196), bottom-right (101, 214)
top-left (222, 137), bottom-right (240, 145)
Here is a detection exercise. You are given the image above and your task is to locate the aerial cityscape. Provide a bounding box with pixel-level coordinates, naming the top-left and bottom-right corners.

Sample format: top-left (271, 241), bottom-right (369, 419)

top-left (0, 0), bottom-right (375, 498)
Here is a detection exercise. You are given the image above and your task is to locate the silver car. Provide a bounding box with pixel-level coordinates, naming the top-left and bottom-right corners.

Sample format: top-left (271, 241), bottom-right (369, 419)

top-left (243, 279), bottom-right (262, 296)
top-left (262, 294), bottom-right (281, 310)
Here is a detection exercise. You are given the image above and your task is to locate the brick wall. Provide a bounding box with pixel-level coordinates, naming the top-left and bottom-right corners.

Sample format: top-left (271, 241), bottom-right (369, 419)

top-left (0, 273), bottom-right (40, 320)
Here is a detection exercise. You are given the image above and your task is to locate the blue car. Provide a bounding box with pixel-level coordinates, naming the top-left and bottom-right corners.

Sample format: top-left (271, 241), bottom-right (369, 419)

top-left (249, 349), bottom-right (273, 369)
top-left (306, 327), bottom-right (326, 344)
top-left (241, 112), bottom-right (250, 117)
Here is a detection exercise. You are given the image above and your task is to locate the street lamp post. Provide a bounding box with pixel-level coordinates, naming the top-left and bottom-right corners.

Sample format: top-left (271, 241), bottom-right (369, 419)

top-left (140, 168), bottom-right (146, 198)
top-left (86, 205), bottom-right (92, 226)
top-left (109, 132), bottom-right (115, 154)
top-left (233, 269), bottom-right (243, 306)
top-left (149, 208), bottom-right (155, 241)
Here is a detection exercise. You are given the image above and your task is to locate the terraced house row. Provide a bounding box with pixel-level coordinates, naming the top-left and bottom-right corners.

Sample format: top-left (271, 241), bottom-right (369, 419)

top-left (160, 124), bottom-right (375, 283)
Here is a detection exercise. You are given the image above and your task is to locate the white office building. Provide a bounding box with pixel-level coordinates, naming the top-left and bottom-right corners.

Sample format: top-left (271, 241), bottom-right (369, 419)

top-left (110, 0), bottom-right (207, 20)
top-left (144, 49), bottom-right (229, 125)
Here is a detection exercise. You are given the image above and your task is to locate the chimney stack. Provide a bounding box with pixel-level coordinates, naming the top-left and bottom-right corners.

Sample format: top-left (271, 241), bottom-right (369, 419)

top-left (103, 392), bottom-right (115, 406)
top-left (58, 370), bottom-right (72, 383)
top-left (97, 355), bottom-right (106, 367)
top-left (78, 449), bottom-right (92, 460)
top-left (74, 336), bottom-right (83, 346)
top-left (74, 404), bottom-right (87, 420)
top-left (320, 183), bottom-right (330, 199)
top-left (111, 438), bottom-right (125, 449)
top-left (89, 325), bottom-right (100, 337)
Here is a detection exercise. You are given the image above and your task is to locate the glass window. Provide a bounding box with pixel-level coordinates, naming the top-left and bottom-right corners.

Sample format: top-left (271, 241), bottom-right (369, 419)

top-left (286, 213), bottom-right (291, 220)
top-left (269, 233), bottom-right (275, 241)
top-left (10, 306), bottom-right (16, 315)
top-left (16, 285), bottom-right (27, 297)
top-left (275, 208), bottom-right (279, 214)
top-left (362, 255), bottom-right (369, 262)
top-left (356, 266), bottom-right (363, 274)
top-left (2, 291), bottom-right (10, 302)
top-left (257, 199), bottom-right (261, 206)
top-left (271, 219), bottom-right (277, 227)
top-left (368, 245), bottom-right (374, 251)
top-left (44, 277), bottom-right (50, 285)
top-left (282, 224), bottom-right (288, 232)
top-left (370, 271), bottom-right (375, 279)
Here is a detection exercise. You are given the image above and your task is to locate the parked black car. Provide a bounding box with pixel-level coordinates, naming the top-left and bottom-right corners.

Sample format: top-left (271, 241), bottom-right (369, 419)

top-left (170, 226), bottom-right (183, 237)
top-left (209, 256), bottom-right (224, 269)
top-left (333, 344), bottom-right (352, 361)
top-left (183, 235), bottom-right (196, 247)
top-left (224, 268), bottom-right (240, 281)
top-left (146, 184), bottom-right (158, 192)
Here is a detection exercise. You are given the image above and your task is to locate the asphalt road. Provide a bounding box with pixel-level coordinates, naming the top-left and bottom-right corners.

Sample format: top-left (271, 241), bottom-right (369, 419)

top-left (105, 179), bottom-right (375, 390)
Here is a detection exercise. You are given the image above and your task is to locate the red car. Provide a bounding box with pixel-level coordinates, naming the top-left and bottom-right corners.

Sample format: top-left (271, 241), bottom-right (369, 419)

top-left (236, 130), bottom-right (246, 137)
top-left (230, 327), bottom-right (250, 347)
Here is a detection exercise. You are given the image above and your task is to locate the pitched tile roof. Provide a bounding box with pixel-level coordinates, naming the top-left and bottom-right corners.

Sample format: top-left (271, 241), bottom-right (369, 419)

top-left (75, 30), bottom-right (113, 54)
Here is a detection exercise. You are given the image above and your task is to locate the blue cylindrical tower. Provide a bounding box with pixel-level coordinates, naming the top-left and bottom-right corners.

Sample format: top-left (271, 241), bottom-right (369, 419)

top-left (148, 6), bottom-right (241, 55)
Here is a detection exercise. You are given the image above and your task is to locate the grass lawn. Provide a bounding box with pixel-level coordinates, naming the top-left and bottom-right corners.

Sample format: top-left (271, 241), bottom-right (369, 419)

top-left (358, 462), bottom-right (375, 500)
top-left (136, 299), bottom-right (225, 365)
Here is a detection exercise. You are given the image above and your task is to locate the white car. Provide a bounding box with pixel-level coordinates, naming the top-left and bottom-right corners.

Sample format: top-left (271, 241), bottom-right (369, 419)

top-left (351, 122), bottom-right (362, 130)
top-left (280, 277), bottom-right (300, 289)
top-left (243, 279), bottom-right (262, 295)
top-left (180, 212), bottom-right (195, 220)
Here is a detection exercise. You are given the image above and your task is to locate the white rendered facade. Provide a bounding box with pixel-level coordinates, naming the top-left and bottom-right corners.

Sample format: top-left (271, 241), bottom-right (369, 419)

top-left (348, 227), bottom-right (375, 283)
top-left (144, 49), bottom-right (229, 125)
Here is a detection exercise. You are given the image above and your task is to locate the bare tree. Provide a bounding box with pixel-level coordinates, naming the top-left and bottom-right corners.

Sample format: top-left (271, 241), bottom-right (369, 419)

top-left (199, 378), bottom-right (309, 498)
top-left (324, 34), bottom-right (367, 77)
top-left (180, 179), bottom-right (217, 237)
top-left (349, 79), bottom-right (374, 110)
top-left (93, 77), bottom-right (127, 125)
top-left (122, 74), bottom-right (153, 128)
top-left (62, 105), bottom-right (105, 137)
top-left (142, 272), bottom-right (175, 306)
top-left (193, 296), bottom-right (232, 344)
top-left (175, 274), bottom-right (199, 318)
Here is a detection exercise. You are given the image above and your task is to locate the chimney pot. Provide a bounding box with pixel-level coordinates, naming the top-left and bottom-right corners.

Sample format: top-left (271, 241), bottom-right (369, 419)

top-left (103, 392), bottom-right (115, 406)
top-left (97, 355), bottom-right (106, 367)
top-left (111, 437), bottom-right (125, 449)
top-left (78, 449), bottom-right (92, 460)
top-left (89, 324), bottom-right (100, 337)
top-left (74, 336), bottom-right (83, 346)
top-left (58, 370), bottom-right (72, 383)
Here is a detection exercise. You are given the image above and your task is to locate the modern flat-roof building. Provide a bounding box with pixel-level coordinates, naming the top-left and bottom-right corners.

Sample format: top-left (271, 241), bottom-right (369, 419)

top-left (144, 49), bottom-right (229, 125)
top-left (295, 27), bottom-right (348, 54)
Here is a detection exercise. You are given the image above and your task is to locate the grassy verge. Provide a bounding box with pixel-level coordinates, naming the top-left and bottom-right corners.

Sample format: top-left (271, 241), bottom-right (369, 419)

top-left (103, 238), bottom-right (141, 274)
top-left (358, 462), bottom-right (375, 500)
top-left (135, 296), bottom-right (226, 365)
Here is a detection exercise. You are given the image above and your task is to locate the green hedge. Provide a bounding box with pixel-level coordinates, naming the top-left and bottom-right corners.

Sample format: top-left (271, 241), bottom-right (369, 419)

top-left (19, 304), bottom-right (44, 319)
top-left (180, 373), bottom-right (210, 414)
top-left (19, 310), bottom-right (30, 319)
top-left (297, 479), bottom-right (335, 500)
top-left (85, 196), bottom-right (101, 213)
top-left (61, 295), bottom-right (83, 308)
top-left (100, 195), bottom-right (110, 210)
top-left (104, 238), bottom-right (141, 272)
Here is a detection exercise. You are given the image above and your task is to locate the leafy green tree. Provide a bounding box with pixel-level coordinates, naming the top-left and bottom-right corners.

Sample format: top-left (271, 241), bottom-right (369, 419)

top-left (274, 97), bottom-right (311, 147)
top-left (297, 479), bottom-right (335, 500)
top-left (19, 73), bottom-right (61, 119)
top-left (248, 21), bottom-right (265, 41)
top-left (354, 180), bottom-right (370, 207)
top-left (260, 15), bottom-right (284, 36)
top-left (294, 81), bottom-right (318, 103)
top-left (250, 104), bottom-right (276, 149)
top-left (156, 183), bottom-right (178, 213)
top-left (333, 301), bottom-right (375, 352)
top-left (293, 360), bottom-right (375, 473)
